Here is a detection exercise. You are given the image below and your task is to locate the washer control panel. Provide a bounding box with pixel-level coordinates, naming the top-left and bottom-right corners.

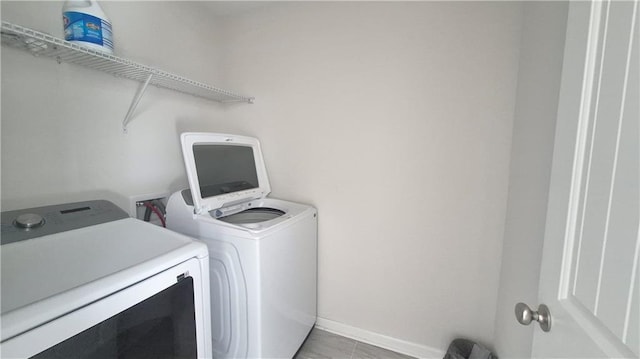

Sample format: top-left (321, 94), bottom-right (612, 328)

top-left (1, 200), bottom-right (128, 245)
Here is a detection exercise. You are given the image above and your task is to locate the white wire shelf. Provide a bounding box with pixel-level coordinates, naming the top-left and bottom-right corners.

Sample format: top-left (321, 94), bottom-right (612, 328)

top-left (1, 21), bottom-right (254, 132)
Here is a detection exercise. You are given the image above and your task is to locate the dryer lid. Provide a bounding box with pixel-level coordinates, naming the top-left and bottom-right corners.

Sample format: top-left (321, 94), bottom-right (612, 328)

top-left (180, 132), bottom-right (271, 215)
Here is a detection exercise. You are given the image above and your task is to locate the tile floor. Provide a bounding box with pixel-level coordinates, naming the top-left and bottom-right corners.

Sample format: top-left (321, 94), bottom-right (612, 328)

top-left (294, 328), bottom-right (415, 359)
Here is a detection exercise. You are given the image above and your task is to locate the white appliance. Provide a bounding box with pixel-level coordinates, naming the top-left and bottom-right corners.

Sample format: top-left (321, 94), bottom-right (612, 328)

top-left (0, 200), bottom-right (212, 358)
top-left (166, 132), bottom-right (317, 359)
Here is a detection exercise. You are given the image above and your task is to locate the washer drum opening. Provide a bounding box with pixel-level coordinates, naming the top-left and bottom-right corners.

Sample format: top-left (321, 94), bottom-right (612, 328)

top-left (219, 208), bottom-right (285, 224)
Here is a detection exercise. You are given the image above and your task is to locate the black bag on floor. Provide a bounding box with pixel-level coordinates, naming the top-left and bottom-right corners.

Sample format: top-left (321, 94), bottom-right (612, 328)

top-left (443, 338), bottom-right (497, 359)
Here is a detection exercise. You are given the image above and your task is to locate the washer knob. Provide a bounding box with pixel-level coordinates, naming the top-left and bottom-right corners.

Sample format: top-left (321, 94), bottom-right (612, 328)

top-left (14, 213), bottom-right (45, 229)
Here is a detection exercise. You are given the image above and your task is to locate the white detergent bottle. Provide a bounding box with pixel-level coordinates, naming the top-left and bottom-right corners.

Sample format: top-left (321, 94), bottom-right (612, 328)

top-left (62, 0), bottom-right (113, 54)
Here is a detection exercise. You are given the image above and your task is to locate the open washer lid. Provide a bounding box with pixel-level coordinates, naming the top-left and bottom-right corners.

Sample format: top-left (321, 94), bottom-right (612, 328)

top-left (181, 132), bottom-right (271, 215)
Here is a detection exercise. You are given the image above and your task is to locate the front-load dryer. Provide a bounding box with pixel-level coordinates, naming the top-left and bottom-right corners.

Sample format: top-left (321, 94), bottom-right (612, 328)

top-left (166, 132), bottom-right (317, 359)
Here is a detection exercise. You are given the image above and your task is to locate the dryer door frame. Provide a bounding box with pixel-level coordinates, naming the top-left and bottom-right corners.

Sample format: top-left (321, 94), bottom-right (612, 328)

top-left (0, 257), bottom-right (211, 358)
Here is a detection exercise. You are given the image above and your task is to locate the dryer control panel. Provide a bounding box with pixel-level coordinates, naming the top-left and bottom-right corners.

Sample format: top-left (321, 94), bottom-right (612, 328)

top-left (1, 200), bottom-right (128, 245)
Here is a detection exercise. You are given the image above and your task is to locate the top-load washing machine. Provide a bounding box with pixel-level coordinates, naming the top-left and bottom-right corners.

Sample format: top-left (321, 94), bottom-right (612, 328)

top-left (166, 132), bottom-right (317, 359)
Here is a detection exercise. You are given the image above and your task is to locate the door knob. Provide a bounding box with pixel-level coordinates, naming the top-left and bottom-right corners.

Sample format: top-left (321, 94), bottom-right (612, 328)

top-left (515, 302), bottom-right (551, 332)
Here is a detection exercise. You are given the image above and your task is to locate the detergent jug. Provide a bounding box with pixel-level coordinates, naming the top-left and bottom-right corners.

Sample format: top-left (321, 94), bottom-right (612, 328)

top-left (62, 0), bottom-right (113, 54)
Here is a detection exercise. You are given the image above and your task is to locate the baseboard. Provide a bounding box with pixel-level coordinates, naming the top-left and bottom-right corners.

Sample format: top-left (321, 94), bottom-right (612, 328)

top-left (315, 317), bottom-right (445, 359)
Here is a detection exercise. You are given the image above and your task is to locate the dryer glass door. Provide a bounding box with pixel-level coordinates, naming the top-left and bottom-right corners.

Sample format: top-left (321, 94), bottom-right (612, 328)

top-left (1, 258), bottom-right (209, 359)
top-left (31, 277), bottom-right (197, 359)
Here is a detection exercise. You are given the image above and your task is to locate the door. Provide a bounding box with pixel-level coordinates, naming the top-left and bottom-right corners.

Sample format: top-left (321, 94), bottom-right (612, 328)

top-left (531, 0), bottom-right (638, 357)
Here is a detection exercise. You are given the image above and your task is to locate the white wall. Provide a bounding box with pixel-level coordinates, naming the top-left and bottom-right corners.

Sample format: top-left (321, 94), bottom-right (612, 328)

top-left (1, 1), bottom-right (236, 212)
top-left (493, 2), bottom-right (569, 358)
top-left (217, 2), bottom-right (523, 355)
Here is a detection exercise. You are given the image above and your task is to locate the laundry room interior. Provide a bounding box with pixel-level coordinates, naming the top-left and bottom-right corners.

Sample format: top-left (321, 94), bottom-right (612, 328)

top-left (2, 1), bottom-right (637, 358)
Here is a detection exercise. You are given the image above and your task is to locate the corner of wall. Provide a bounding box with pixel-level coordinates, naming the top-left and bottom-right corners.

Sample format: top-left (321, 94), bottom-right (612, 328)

top-left (492, 2), bottom-right (570, 358)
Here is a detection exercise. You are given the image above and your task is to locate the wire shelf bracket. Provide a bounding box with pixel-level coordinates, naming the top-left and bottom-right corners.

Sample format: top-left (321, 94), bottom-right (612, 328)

top-left (122, 73), bottom-right (153, 133)
top-left (0, 21), bottom-right (255, 133)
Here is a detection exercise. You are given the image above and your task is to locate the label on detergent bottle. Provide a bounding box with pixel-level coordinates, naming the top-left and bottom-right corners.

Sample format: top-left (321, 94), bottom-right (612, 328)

top-left (63, 11), bottom-right (113, 52)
